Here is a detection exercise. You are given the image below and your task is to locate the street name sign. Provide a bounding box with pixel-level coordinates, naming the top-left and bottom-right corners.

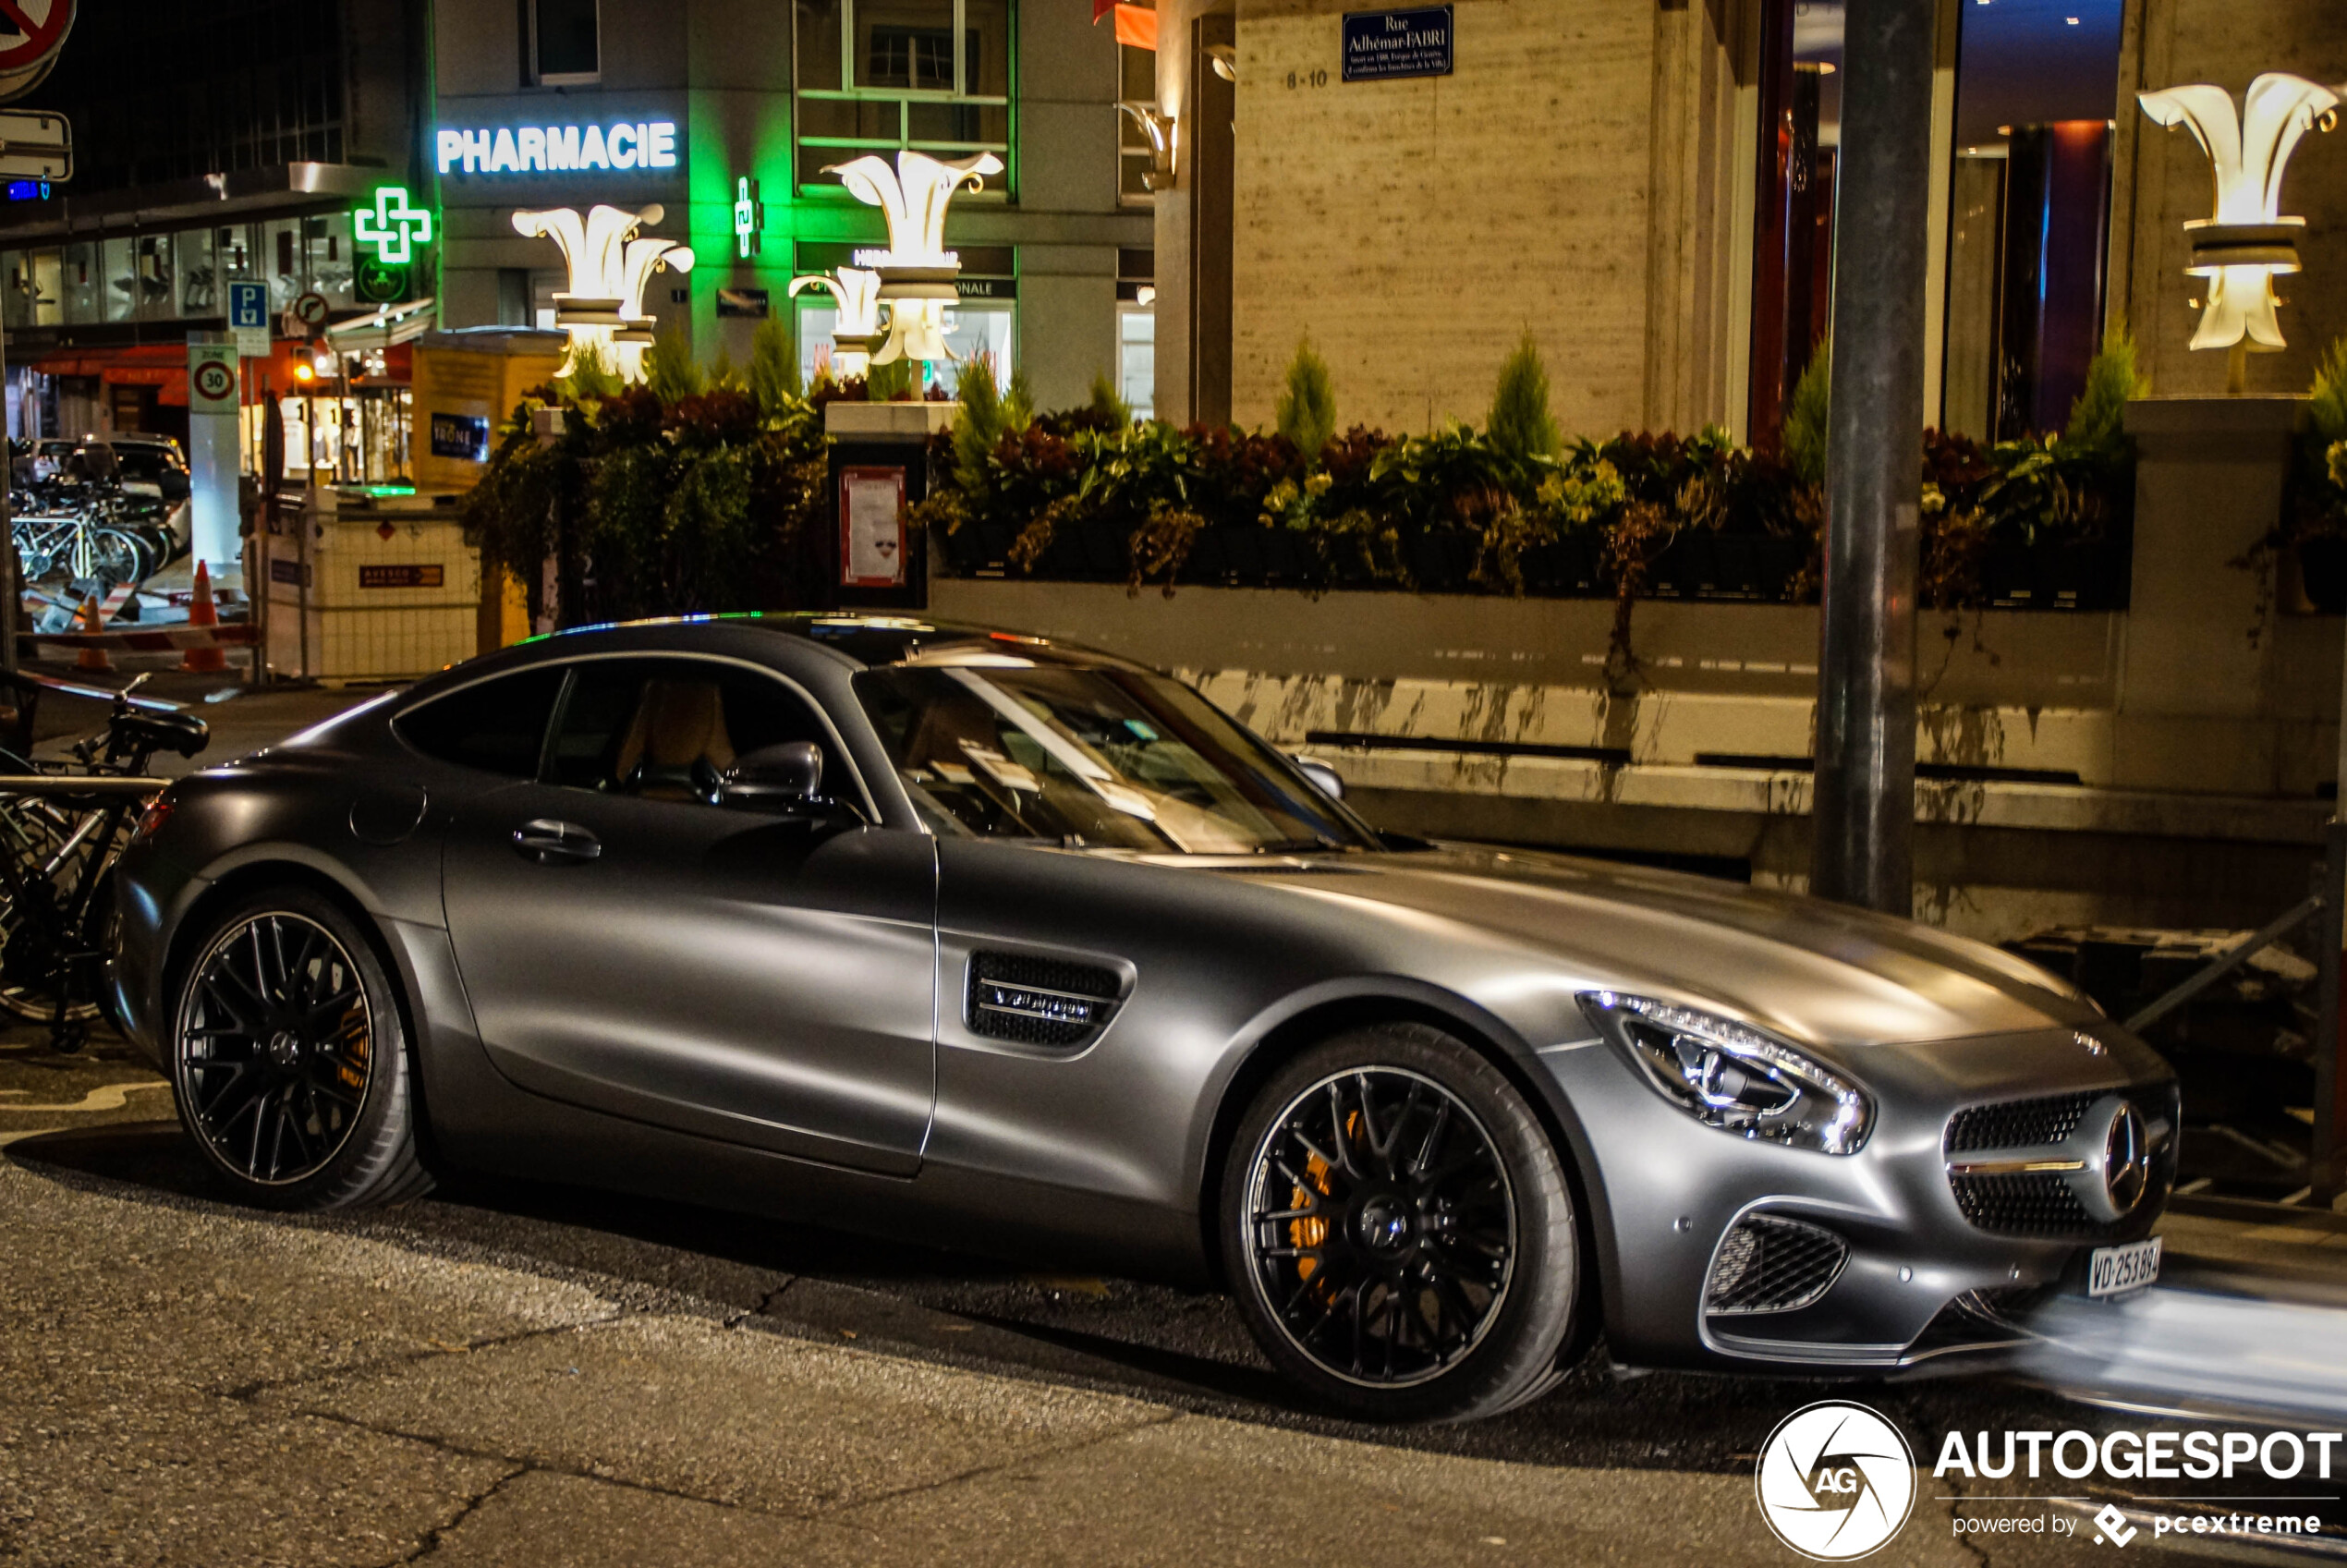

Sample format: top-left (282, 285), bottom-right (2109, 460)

top-left (1340, 6), bottom-right (1453, 82)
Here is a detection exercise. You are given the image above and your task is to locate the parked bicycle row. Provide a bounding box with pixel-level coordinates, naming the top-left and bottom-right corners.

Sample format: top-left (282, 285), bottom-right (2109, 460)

top-left (10, 435), bottom-right (195, 602)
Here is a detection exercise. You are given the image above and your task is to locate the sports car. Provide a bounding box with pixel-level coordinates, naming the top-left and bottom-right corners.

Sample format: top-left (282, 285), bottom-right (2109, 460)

top-left (110, 614), bottom-right (2177, 1422)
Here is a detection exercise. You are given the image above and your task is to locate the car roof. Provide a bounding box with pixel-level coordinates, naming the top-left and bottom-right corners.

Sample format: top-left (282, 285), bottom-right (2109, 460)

top-left (529, 613), bottom-right (1149, 673)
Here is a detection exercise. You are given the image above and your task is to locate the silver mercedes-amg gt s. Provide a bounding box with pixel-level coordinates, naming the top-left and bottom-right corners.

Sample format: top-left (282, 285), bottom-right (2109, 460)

top-left (111, 614), bottom-right (2176, 1422)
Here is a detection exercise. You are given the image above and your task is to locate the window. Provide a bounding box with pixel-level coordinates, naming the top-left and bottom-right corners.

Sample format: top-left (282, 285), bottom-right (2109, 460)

top-left (855, 663), bottom-right (1376, 852)
top-left (1117, 42), bottom-right (1156, 205)
top-left (396, 668), bottom-right (567, 777)
top-left (548, 659), bottom-right (835, 805)
top-left (531, 0), bottom-right (601, 85)
top-left (1117, 307), bottom-right (1154, 420)
top-left (794, 0), bottom-right (1012, 193)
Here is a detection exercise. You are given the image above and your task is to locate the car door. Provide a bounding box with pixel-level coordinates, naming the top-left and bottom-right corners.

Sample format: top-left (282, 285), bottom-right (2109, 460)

top-left (434, 653), bottom-right (938, 1176)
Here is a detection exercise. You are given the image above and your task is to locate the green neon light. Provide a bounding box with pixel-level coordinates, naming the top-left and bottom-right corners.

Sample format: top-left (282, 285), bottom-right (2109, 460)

top-left (735, 176), bottom-right (763, 259)
top-left (354, 187), bottom-right (434, 265)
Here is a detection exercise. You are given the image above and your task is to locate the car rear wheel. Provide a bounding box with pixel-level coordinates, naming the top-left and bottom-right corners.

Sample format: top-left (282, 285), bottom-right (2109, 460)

top-left (1221, 1024), bottom-right (1584, 1423)
top-left (169, 887), bottom-right (432, 1210)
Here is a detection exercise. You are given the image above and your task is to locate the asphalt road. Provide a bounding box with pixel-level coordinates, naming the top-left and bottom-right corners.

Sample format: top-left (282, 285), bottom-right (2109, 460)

top-left (3, 676), bottom-right (2345, 1565)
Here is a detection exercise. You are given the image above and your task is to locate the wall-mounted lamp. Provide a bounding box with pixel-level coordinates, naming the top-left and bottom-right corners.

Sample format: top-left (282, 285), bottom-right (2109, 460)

top-left (2139, 71), bottom-right (2339, 385)
top-left (1205, 43), bottom-right (1237, 83)
top-left (1117, 102), bottom-right (1177, 191)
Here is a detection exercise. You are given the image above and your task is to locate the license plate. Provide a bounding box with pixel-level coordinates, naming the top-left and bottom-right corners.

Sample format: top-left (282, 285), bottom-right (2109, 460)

top-left (2087, 1236), bottom-right (2162, 1297)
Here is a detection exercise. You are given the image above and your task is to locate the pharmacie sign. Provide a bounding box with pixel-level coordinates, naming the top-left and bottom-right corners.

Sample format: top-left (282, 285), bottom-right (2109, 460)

top-left (436, 120), bottom-right (679, 176)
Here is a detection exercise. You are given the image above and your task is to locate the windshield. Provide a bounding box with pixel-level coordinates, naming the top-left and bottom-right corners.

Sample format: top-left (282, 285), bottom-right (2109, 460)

top-left (855, 662), bottom-right (1379, 854)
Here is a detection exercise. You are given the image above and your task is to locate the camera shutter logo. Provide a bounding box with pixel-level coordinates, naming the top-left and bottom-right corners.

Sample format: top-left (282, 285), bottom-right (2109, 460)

top-left (1755, 1401), bottom-right (1917, 1560)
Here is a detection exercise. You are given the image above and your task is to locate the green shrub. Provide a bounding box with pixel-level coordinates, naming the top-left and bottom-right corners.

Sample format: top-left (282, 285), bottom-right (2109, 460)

top-left (866, 357), bottom-right (917, 402)
top-left (748, 314), bottom-right (801, 418)
top-left (561, 344), bottom-right (623, 401)
top-left (955, 354), bottom-right (1005, 493)
top-left (1782, 340), bottom-right (1831, 487)
top-left (1275, 338), bottom-right (1337, 459)
top-left (1088, 371), bottom-right (1132, 430)
top-left (1487, 330), bottom-right (1560, 464)
top-left (2065, 326), bottom-right (2145, 454)
top-left (2310, 336), bottom-right (2347, 445)
top-left (643, 328), bottom-right (702, 402)
top-left (1003, 366), bottom-right (1037, 432)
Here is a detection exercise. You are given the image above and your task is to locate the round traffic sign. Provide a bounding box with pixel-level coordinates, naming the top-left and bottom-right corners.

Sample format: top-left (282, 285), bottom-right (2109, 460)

top-left (0, 0), bottom-right (75, 103)
top-left (191, 359), bottom-right (237, 405)
top-left (292, 290), bottom-right (329, 327)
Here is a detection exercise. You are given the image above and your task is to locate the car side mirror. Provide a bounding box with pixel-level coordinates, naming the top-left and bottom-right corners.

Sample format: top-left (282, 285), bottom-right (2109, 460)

top-left (1294, 755), bottom-right (1345, 800)
top-left (719, 741), bottom-right (833, 813)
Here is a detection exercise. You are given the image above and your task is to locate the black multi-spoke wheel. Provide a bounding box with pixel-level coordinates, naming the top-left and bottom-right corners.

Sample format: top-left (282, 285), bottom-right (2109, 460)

top-left (170, 888), bottom-right (431, 1209)
top-left (1222, 1025), bottom-right (1585, 1422)
top-left (1244, 1066), bottom-right (1515, 1386)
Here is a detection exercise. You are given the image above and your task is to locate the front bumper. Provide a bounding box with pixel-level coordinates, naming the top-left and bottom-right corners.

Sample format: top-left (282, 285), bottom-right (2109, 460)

top-left (1541, 1021), bottom-right (2176, 1373)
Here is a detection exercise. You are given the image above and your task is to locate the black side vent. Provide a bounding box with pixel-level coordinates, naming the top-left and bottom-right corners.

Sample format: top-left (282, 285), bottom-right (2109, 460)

top-left (1704, 1214), bottom-right (1848, 1315)
top-left (966, 953), bottom-right (1123, 1048)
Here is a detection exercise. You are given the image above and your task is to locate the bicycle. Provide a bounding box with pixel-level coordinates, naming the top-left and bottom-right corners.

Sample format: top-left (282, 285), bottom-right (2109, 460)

top-left (0, 673), bottom-right (209, 1052)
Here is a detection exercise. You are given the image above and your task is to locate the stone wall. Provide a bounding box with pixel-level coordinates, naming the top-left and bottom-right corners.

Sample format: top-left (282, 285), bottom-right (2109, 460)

top-left (1223, 0), bottom-right (1748, 437)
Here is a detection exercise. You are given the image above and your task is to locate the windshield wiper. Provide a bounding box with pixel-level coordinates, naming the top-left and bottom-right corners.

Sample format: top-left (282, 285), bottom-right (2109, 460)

top-left (1252, 834), bottom-right (1346, 855)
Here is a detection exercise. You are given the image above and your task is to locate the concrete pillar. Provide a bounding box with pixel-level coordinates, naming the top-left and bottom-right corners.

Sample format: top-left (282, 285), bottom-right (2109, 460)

top-left (2112, 395), bottom-right (2304, 792)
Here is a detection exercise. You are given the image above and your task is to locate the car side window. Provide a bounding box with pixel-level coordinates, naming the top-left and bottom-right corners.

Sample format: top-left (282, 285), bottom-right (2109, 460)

top-left (547, 658), bottom-right (834, 805)
top-left (395, 667), bottom-right (566, 777)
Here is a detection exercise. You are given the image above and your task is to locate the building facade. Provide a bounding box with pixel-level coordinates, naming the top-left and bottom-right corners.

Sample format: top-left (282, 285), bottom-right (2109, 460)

top-left (0, 0), bottom-right (431, 453)
top-left (1148, 0), bottom-right (2347, 442)
top-left (432, 0), bottom-right (1156, 412)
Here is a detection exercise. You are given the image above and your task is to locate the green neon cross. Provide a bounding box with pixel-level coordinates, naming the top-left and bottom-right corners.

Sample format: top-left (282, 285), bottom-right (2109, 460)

top-left (735, 176), bottom-right (761, 259)
top-left (354, 188), bottom-right (433, 265)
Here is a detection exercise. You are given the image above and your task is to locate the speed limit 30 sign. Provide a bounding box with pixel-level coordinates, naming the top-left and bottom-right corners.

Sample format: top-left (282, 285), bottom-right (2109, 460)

top-left (187, 343), bottom-right (238, 410)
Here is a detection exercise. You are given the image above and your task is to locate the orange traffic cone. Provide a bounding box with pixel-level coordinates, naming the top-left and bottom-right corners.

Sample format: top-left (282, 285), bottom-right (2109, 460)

top-left (178, 560), bottom-right (227, 674)
top-left (74, 593), bottom-right (113, 673)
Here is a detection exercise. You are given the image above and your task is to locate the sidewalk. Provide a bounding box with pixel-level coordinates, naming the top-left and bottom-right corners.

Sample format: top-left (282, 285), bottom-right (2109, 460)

top-left (0, 1143), bottom-right (1964, 1568)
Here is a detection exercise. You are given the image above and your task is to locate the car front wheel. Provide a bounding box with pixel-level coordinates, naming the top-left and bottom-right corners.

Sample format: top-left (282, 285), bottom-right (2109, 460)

top-left (1222, 1023), bottom-right (1585, 1423)
top-left (169, 887), bottom-right (432, 1210)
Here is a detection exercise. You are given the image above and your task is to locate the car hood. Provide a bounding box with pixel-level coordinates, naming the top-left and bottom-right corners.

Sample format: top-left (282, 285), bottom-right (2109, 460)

top-left (1190, 843), bottom-right (2099, 1049)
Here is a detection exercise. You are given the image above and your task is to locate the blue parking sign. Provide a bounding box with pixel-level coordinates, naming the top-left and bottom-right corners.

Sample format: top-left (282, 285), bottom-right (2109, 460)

top-left (227, 281), bottom-right (267, 331)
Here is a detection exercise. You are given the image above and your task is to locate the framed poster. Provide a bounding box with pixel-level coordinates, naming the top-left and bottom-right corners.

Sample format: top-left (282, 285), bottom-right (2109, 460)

top-left (839, 465), bottom-right (908, 588)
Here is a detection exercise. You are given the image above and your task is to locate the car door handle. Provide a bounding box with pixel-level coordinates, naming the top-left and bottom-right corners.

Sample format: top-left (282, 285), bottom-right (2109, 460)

top-left (512, 819), bottom-right (602, 864)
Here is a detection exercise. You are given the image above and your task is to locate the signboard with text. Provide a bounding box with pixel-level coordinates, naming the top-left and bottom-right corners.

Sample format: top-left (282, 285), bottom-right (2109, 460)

top-left (227, 280), bottom-right (270, 359)
top-left (430, 412), bottom-right (491, 461)
top-left (1341, 6), bottom-right (1453, 82)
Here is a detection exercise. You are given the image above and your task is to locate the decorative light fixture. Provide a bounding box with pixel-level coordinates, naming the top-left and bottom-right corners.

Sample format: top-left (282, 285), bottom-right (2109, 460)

top-left (788, 268), bottom-right (884, 379)
top-left (510, 203), bottom-right (695, 383)
top-left (1117, 103), bottom-right (1176, 190)
top-left (734, 176), bottom-right (763, 259)
top-left (352, 188), bottom-right (433, 266)
top-left (2140, 73), bottom-right (2340, 386)
top-left (823, 150), bottom-right (1004, 369)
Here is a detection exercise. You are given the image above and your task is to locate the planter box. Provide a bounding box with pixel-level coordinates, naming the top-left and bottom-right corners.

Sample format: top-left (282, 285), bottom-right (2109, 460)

top-left (935, 518), bottom-right (2127, 610)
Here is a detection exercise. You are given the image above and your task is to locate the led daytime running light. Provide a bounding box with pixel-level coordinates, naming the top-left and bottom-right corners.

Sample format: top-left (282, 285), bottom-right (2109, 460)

top-left (1580, 991), bottom-right (1873, 1155)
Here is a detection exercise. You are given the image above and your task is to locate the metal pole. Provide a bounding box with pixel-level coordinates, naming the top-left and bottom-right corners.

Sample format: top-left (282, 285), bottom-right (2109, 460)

top-left (0, 311), bottom-right (16, 679)
top-left (2313, 613), bottom-right (2347, 1205)
top-left (1809, 0), bottom-right (1935, 914)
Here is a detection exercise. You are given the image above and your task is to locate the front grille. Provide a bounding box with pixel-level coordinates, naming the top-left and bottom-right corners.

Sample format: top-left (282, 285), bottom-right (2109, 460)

top-left (965, 953), bottom-right (1122, 1048)
top-left (1944, 1090), bottom-right (2101, 1154)
top-left (1705, 1215), bottom-right (1848, 1315)
top-left (1942, 1082), bottom-right (2180, 1240)
top-left (1949, 1171), bottom-right (2105, 1237)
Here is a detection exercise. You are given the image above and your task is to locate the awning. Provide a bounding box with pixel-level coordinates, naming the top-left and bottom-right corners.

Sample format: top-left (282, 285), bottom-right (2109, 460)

top-left (28, 343), bottom-right (190, 406)
top-left (323, 297), bottom-right (438, 352)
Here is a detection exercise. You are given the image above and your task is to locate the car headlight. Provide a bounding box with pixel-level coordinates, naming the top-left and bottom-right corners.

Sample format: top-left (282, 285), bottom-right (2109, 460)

top-left (1578, 991), bottom-right (1873, 1155)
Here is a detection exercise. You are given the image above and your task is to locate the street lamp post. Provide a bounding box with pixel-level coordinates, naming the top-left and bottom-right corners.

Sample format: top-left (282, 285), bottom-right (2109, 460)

top-left (1810, 0), bottom-right (1937, 914)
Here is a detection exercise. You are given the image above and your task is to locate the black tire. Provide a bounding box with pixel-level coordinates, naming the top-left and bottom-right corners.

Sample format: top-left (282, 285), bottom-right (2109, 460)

top-left (167, 886), bottom-right (432, 1210)
top-left (1220, 1024), bottom-right (1583, 1423)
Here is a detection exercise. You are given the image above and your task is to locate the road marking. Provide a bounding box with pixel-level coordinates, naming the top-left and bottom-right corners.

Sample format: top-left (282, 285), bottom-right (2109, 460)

top-left (0, 1081), bottom-right (171, 1113)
